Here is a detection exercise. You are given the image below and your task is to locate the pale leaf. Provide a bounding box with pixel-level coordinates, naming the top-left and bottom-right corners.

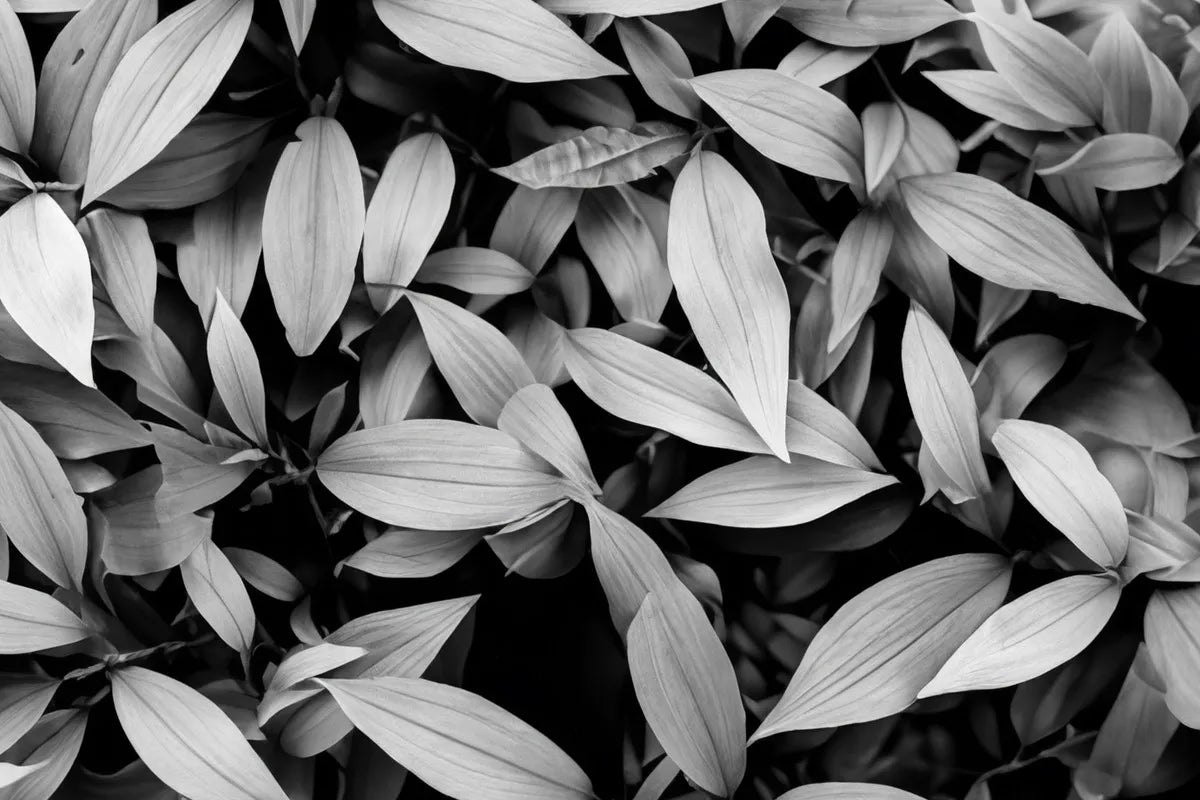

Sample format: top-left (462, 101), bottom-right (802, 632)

top-left (615, 18), bottom-right (701, 120)
top-left (1144, 585), bottom-right (1200, 728)
top-left (78, 209), bottom-right (157, 340)
top-left (575, 187), bottom-right (673, 322)
top-left (489, 186), bottom-right (581, 274)
top-left (1090, 13), bottom-right (1187, 144)
top-left (206, 292), bottom-right (269, 448)
top-left (541, 0), bottom-right (723, 13)
top-left (278, 0), bottom-right (316, 52)
top-left (359, 305), bottom-right (433, 429)
top-left (338, 529), bottom-right (484, 579)
top-left (777, 40), bottom-right (877, 87)
top-left (778, 0), bottom-right (961, 47)
top-left (494, 122), bottom-right (689, 190)
top-left (0, 580), bottom-right (91, 654)
top-left (829, 205), bottom-right (895, 348)
top-left (498, 384), bottom-right (598, 494)
top-left (415, 248), bottom-right (534, 296)
top-left (0, 708), bottom-right (87, 800)
top-left (0, 677), bottom-right (61, 754)
top-left (223, 548), bottom-right (304, 602)
top-left (1036, 134), bottom-right (1183, 192)
top-left (777, 784), bottom-right (925, 800)
top-left (180, 536), bottom-right (255, 657)
top-left (924, 70), bottom-right (1070, 131)
top-left (0, 0), bottom-right (34, 153)
top-left (861, 102), bottom-right (906, 196)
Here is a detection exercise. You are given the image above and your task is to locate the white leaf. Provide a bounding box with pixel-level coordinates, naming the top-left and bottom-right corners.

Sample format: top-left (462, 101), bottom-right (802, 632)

top-left (180, 536), bottom-right (255, 657)
top-left (498, 383), bottom-right (598, 494)
top-left (373, 0), bottom-right (624, 83)
top-left (924, 69), bottom-right (1070, 131)
top-left (885, 203), bottom-right (954, 332)
top-left (668, 150), bottom-right (791, 459)
top-left (1090, 13), bottom-right (1187, 144)
top-left (575, 187), bottom-right (673, 322)
top-left (777, 785), bottom-right (925, 800)
top-left (359, 305), bottom-right (433, 429)
top-left (541, 0), bottom-right (723, 13)
top-left (1144, 585), bottom-right (1200, 728)
top-left (0, 0), bottom-right (34, 154)
top-left (992, 420), bottom-right (1129, 568)
top-left (206, 292), bottom-right (270, 448)
top-left (0, 708), bottom-right (87, 800)
top-left (0, 580), bottom-right (91, 653)
top-left (338, 528), bottom-right (484, 579)
top-left (829, 205), bottom-right (895, 348)
top-left (415, 248), bottom-right (534, 296)
top-left (777, 40), bottom-right (876, 87)
top-left (1036, 134), bottom-right (1182, 192)
top-left (278, 0), bottom-right (316, 53)
top-left (861, 102), bottom-right (906, 196)
top-left (494, 122), bottom-right (689, 190)
top-left (0, 677), bottom-right (61, 754)
top-left (84, 0), bottom-right (255, 205)
top-left (615, 17), bottom-right (701, 120)
top-left (78, 209), bottom-right (157, 340)
top-left (224, 547), bottom-right (304, 602)
top-left (489, 186), bottom-right (581, 274)
top-left (778, 0), bottom-right (960, 47)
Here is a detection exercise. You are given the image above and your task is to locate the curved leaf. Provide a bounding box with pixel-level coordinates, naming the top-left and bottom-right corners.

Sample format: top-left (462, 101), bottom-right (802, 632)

top-left (829, 205), bottom-right (895, 347)
top-left (615, 17), bottom-right (701, 120)
top-left (1144, 585), bottom-right (1200, 728)
top-left (338, 528), bottom-right (484, 579)
top-left (0, 677), bottom-right (61, 755)
top-left (415, 248), bottom-right (534, 296)
top-left (1089, 13), bottom-right (1187, 144)
top-left (924, 69), bottom-right (1070, 131)
top-left (0, 580), bottom-right (91, 653)
top-left (575, 187), bottom-right (673, 322)
top-left (180, 536), bottom-right (255, 657)
top-left (542, 0), bottom-right (722, 12)
top-left (1036, 134), bottom-right (1182, 192)
top-left (207, 291), bottom-right (269, 447)
top-left (0, 0), bottom-right (34, 154)
top-left (777, 40), bottom-right (877, 86)
top-left (498, 384), bottom-right (598, 494)
top-left (777, 0), bottom-right (960, 47)
top-left (494, 122), bottom-right (689, 189)
top-left (78, 209), bottom-right (157, 340)
top-left (489, 185), bottom-right (581, 274)
top-left (777, 784), bottom-right (925, 800)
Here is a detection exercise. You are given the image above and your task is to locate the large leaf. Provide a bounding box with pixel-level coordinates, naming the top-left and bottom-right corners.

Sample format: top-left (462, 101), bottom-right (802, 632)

top-left (900, 172), bottom-right (1141, 318)
top-left (1144, 586), bottom-right (1200, 728)
top-left (373, 0), bottom-right (624, 83)
top-left (317, 420), bottom-right (566, 529)
top-left (0, 580), bottom-right (91, 653)
top-left (494, 123), bottom-right (689, 189)
top-left (668, 150), bottom-right (790, 458)
top-left (920, 574), bottom-right (1122, 698)
top-left (0, 0), bottom-right (34, 154)
top-left (111, 667), bottom-right (290, 800)
top-left (84, 0), bottom-right (255, 205)
top-left (263, 116), bottom-right (366, 356)
top-left (206, 291), bottom-right (269, 447)
top-left (992, 420), bottom-right (1129, 568)
top-left (752, 554), bottom-right (1011, 738)
top-left (0, 193), bottom-right (95, 386)
top-left (322, 677), bottom-right (594, 800)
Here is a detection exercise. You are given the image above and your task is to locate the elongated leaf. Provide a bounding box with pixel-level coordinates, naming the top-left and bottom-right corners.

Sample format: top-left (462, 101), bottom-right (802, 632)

top-left (861, 103), bottom-right (906, 199)
top-left (920, 574), bottom-right (1121, 697)
top-left (829, 206), bottom-right (895, 347)
top-left (924, 70), bottom-right (1070, 131)
top-left (777, 785), bottom-right (924, 800)
top-left (268, 644), bottom-right (368, 694)
top-left (0, 193), bottom-right (95, 386)
top-left (900, 172), bottom-right (1141, 318)
top-left (373, 0), bottom-right (624, 83)
top-left (0, 708), bottom-right (87, 800)
top-left (494, 122), bottom-right (689, 190)
top-left (323, 676), bottom-right (594, 800)
top-left (363, 132), bottom-right (454, 310)
top-left (180, 536), bottom-right (255, 657)
top-left (1144, 585), bottom-right (1200, 728)
top-left (778, 0), bottom-right (960, 47)
top-left (317, 420), bottom-right (566, 529)
top-left (263, 116), bottom-right (365, 356)
top-left (615, 17), bottom-right (701, 120)
top-left (974, 334), bottom-right (1066, 427)
top-left (0, 580), bottom-right (91, 654)
top-left (992, 420), bottom-right (1128, 568)
top-left (1124, 512), bottom-right (1200, 582)
top-left (1090, 13), bottom-right (1187, 144)
top-left (94, 467), bottom-right (211, 576)
top-left (223, 547), bottom-right (302, 601)
top-left (84, 0), bottom-right (255, 205)
top-left (111, 667), bottom-right (289, 800)
top-left (78, 209), bottom-right (157, 340)
top-left (628, 591), bottom-right (746, 797)
top-left (339, 529), bottom-right (484, 579)
top-left (415, 248), bottom-right (534, 296)
top-left (784, 381), bottom-right (880, 469)
top-left (648, 455), bottom-right (897, 528)
top-left (489, 186), bottom-right (581, 274)
top-left (33, 0), bottom-right (156, 183)
top-left (575, 187), bottom-right (673, 322)
top-left (885, 203), bottom-right (954, 331)
top-left (498, 383), bottom-right (598, 494)
top-left (207, 292), bottom-right (269, 447)
top-left (753, 554), bottom-right (1011, 738)
top-left (542, 0), bottom-right (723, 12)
top-left (0, 678), bottom-right (60, 755)
top-left (279, 0), bottom-right (316, 52)
top-left (0, 0), bottom-right (34, 154)
top-left (359, 305), bottom-right (433, 428)
top-left (777, 40), bottom-right (877, 86)
top-left (902, 302), bottom-right (989, 502)
top-left (690, 70), bottom-right (863, 186)
top-left (1036, 134), bottom-right (1182, 192)
top-left (668, 150), bottom-right (790, 458)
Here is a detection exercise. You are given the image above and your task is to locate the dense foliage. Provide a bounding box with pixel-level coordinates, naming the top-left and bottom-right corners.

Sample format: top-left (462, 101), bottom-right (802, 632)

top-left (1, 0), bottom-right (1199, 798)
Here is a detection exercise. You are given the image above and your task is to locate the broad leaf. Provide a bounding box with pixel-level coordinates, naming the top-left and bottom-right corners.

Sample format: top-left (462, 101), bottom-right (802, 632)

top-left (777, 40), bottom-right (877, 86)
top-left (0, 0), bottom-right (34, 154)
top-left (777, 785), bottom-right (925, 800)
top-left (924, 70), bottom-right (1070, 131)
top-left (494, 122), bottom-right (689, 189)
top-left (1036, 134), bottom-right (1182, 192)
top-left (1124, 512), bottom-right (1200, 582)
top-left (207, 292), bottom-right (269, 448)
top-left (1144, 585), bottom-right (1200, 728)
top-left (1089, 13), bottom-right (1187, 144)
top-left (498, 384), bottom-right (599, 494)
top-left (489, 186), bottom-right (581, 274)
top-left (224, 547), bottom-right (304, 601)
top-left (0, 708), bottom-right (88, 800)
top-left (359, 305), bottom-right (433, 428)
top-left (93, 467), bottom-right (212, 576)
top-left (415, 248), bottom-right (534, 296)
top-left (0, 580), bottom-right (91, 653)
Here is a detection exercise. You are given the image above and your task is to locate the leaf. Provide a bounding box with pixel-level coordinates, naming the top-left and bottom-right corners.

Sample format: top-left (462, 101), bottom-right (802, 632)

top-left (628, 590), bottom-right (746, 796)
top-left (885, 203), bottom-right (955, 332)
top-left (1144, 585), bottom-right (1200, 728)
top-left (338, 529), bottom-right (485, 579)
top-left (0, 708), bottom-right (88, 800)
top-left (322, 677), bottom-right (595, 800)
top-left (493, 122), bottom-right (689, 190)
top-left (359, 305), bottom-right (434, 428)
top-left (0, 193), bottom-right (95, 386)
top-left (614, 18), bottom-right (702, 120)
top-left (373, 0), bottom-right (624, 83)
top-left (0, 580), bottom-right (91, 654)
top-left (485, 500), bottom-right (585, 579)
top-left (149, 424), bottom-right (260, 517)
top-left (541, 0), bottom-right (723, 12)
top-left (498, 384), bottom-right (598, 494)
top-left (647, 455), bottom-right (897, 528)
top-left (784, 381), bottom-right (881, 470)
top-left (777, 785), bottom-right (925, 800)
top-left (1036, 134), bottom-right (1182, 192)
top-left (180, 536), bottom-right (255, 657)
top-left (752, 554), bottom-right (1011, 738)
top-left (0, 0), bottom-right (34, 154)
top-left (206, 292), bottom-right (269, 448)
top-left (317, 420), bottom-right (566, 530)
top-left (93, 467), bottom-right (212, 576)
top-left (278, 0), bottom-right (316, 52)
top-left (901, 303), bottom-right (990, 503)
top-left (0, 677), bottom-right (61, 754)
top-left (861, 102), bottom-right (906, 197)
top-left (668, 150), bottom-right (791, 459)
top-left (575, 187), bottom-right (673, 322)
top-left (268, 644), bottom-right (368, 693)
top-left (829, 205), bottom-right (895, 348)
top-left (899, 172), bottom-right (1141, 319)
top-left (84, 0), bottom-right (255, 205)
top-left (1124, 512), bottom-right (1200, 582)
top-left (363, 132), bottom-right (454, 310)
top-left (489, 186), bottom-right (581, 274)
top-left (924, 70), bottom-right (1070, 131)
top-left (969, 9), bottom-right (1103, 126)
top-left (407, 291), bottom-right (535, 426)
top-left (263, 116), bottom-right (366, 356)
top-left (689, 69), bottom-right (863, 186)
top-left (974, 334), bottom-right (1066, 429)
top-left (223, 547), bottom-right (303, 601)
top-left (32, 0), bottom-right (156, 184)
top-left (111, 667), bottom-right (290, 800)
top-left (920, 574), bottom-right (1122, 698)
top-left (777, 0), bottom-right (961, 47)
top-left (77, 209), bottom-right (157, 340)
top-left (777, 40), bottom-right (877, 87)
top-left (1089, 13), bottom-right (1187, 144)
top-left (992, 420), bottom-right (1129, 567)
top-left (415, 248), bottom-right (534, 296)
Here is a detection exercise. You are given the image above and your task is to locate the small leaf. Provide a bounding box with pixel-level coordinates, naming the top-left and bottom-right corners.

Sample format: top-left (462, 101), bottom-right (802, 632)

top-left (615, 17), bottom-right (701, 120)
top-left (1144, 585), bottom-right (1200, 728)
top-left (974, 334), bottom-right (1067, 428)
top-left (206, 292), bottom-right (269, 448)
top-left (900, 172), bottom-right (1141, 319)
top-left (885, 203), bottom-right (955, 331)
top-left (223, 547), bottom-right (303, 601)
top-left (317, 420), bottom-right (566, 530)
top-left (322, 676), bottom-right (595, 800)
top-left (111, 667), bottom-right (290, 800)
top-left (575, 187), bottom-right (673, 322)
top-left (415, 248), bottom-right (534, 296)
top-left (0, 580), bottom-right (91, 654)
top-left (1036, 134), bottom-right (1182, 192)
top-left (267, 644), bottom-right (368, 694)
top-left (278, 0), bottom-right (316, 52)
top-left (0, 0), bottom-right (35, 153)
top-left (84, 0), bottom-right (255, 205)
top-left (777, 40), bottom-right (877, 87)
top-left (901, 302), bottom-right (990, 502)
top-left (778, 0), bottom-right (960, 47)
top-left (264, 116), bottom-right (365, 356)
top-left (668, 150), bottom-right (791, 459)
top-left (992, 420), bottom-right (1129, 568)
top-left (829, 205), bottom-right (895, 348)
top-left (498, 384), bottom-right (598, 494)
top-left (0, 193), bottom-right (95, 386)
top-left (924, 70), bottom-right (1070, 131)
top-left (777, 785), bottom-right (925, 800)
top-left (920, 574), bottom-right (1122, 698)
top-left (494, 122), bottom-right (689, 190)
top-left (339, 529), bottom-right (484, 579)
top-left (78, 209), bottom-right (157, 340)
top-left (373, 0), bottom-right (624, 83)
top-left (753, 554), bottom-right (1011, 738)
top-left (180, 536), bottom-right (255, 657)
top-left (363, 132), bottom-right (454, 310)
top-left (647, 455), bottom-right (897, 528)
top-left (689, 69), bottom-right (864, 186)
top-left (93, 467), bottom-right (212, 576)
top-left (1089, 13), bottom-right (1187, 144)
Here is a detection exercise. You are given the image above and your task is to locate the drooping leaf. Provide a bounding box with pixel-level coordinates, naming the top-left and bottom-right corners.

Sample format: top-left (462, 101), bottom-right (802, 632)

top-left (1144, 585), bottom-right (1200, 728)
top-left (920, 574), bottom-right (1122, 698)
top-left (0, 0), bottom-right (35, 154)
top-left (829, 205), bottom-right (895, 348)
top-left (494, 122), bottom-right (689, 190)
top-left (992, 420), bottom-right (1129, 568)
top-left (263, 116), bottom-right (365, 356)
top-left (206, 291), bottom-right (269, 448)
top-left (668, 150), bottom-right (791, 459)
top-left (498, 384), bottom-right (598, 494)
top-left (0, 708), bottom-right (88, 800)
top-left (373, 0), bottom-right (624, 83)
top-left (753, 554), bottom-right (1012, 738)
top-left (180, 536), bottom-right (255, 657)
top-left (111, 666), bottom-right (290, 800)
top-left (338, 528), bottom-right (485, 579)
top-left (84, 0), bottom-right (256, 205)
top-left (415, 248), bottom-right (534, 296)
top-left (0, 580), bottom-right (91, 654)
top-left (899, 172), bottom-right (1141, 319)
top-left (777, 0), bottom-right (961, 47)
top-left (614, 17), bottom-right (701, 120)
top-left (1036, 134), bottom-right (1183, 192)
top-left (575, 187), bottom-right (673, 322)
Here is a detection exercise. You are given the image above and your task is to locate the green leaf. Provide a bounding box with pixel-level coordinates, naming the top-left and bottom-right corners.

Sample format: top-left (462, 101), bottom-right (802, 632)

top-left (0, 580), bottom-right (91, 654)
top-left (494, 122), bottom-right (689, 190)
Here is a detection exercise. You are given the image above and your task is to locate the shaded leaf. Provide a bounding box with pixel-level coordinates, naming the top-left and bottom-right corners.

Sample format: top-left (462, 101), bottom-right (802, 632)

top-left (777, 785), bottom-right (924, 800)
top-left (0, 708), bottom-right (87, 800)
top-left (1089, 13), bottom-right (1187, 144)
top-left (0, 677), bottom-right (61, 754)
top-left (924, 70), bottom-right (1070, 131)
top-left (829, 205), bottom-right (895, 348)
top-left (1124, 512), bottom-right (1200, 582)
top-left (359, 304), bottom-right (434, 428)
top-left (777, 40), bottom-right (876, 87)
top-left (575, 187), bottom-right (673, 322)
top-left (78, 209), bottom-right (157, 340)
top-left (339, 529), bottom-right (484, 579)
top-left (206, 292), bottom-right (269, 447)
top-left (224, 547), bottom-right (304, 601)
top-left (93, 467), bottom-right (212, 576)
top-left (279, 0), bottom-right (316, 52)
top-left (778, 0), bottom-right (960, 47)
top-left (615, 17), bottom-right (701, 120)
top-left (861, 102), bottom-right (906, 197)
top-left (494, 122), bottom-right (689, 189)
top-left (489, 186), bottom-right (581, 274)
top-left (541, 0), bottom-right (723, 12)
top-left (1144, 585), bottom-right (1200, 728)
